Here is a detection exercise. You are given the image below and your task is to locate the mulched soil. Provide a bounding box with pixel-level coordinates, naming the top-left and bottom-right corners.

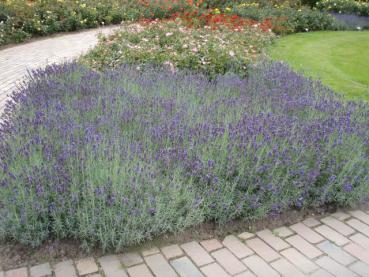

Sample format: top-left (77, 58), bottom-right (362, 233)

top-left (1, 204), bottom-right (367, 271)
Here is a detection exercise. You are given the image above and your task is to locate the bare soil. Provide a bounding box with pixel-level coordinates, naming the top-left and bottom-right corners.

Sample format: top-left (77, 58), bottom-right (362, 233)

top-left (0, 205), bottom-right (366, 271)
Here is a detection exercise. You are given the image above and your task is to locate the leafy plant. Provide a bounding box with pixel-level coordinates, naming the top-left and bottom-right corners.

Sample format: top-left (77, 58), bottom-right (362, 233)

top-left (1, 61), bottom-right (368, 249)
top-left (317, 0), bottom-right (369, 16)
top-left (81, 20), bottom-right (274, 77)
top-left (231, 3), bottom-right (343, 33)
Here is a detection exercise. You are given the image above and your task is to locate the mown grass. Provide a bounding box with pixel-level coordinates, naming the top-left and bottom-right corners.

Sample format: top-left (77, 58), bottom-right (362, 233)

top-left (268, 31), bottom-right (369, 100)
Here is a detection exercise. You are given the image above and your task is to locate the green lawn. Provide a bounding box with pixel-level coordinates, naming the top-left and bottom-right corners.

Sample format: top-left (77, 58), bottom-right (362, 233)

top-left (268, 31), bottom-right (369, 100)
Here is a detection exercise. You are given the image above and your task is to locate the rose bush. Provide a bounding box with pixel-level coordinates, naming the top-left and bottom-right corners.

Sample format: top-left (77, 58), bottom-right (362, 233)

top-left (81, 19), bottom-right (274, 77)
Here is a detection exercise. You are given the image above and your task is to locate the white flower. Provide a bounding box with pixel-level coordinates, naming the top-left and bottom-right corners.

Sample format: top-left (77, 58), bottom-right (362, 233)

top-left (229, 51), bottom-right (235, 57)
top-left (163, 61), bottom-right (175, 73)
top-left (357, 26), bottom-right (362, 30)
top-left (165, 32), bottom-right (173, 37)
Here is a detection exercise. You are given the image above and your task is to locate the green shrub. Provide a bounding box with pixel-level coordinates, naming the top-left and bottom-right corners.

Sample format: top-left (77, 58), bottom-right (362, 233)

top-left (317, 0), bottom-right (369, 16)
top-left (81, 20), bottom-right (274, 77)
top-left (231, 3), bottom-right (343, 33)
top-left (1, 61), bottom-right (368, 249)
top-left (0, 0), bottom-right (143, 46)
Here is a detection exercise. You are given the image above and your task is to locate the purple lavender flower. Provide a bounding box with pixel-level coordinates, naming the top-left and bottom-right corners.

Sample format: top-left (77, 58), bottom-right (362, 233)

top-left (0, 61), bottom-right (368, 250)
top-left (343, 183), bottom-right (353, 192)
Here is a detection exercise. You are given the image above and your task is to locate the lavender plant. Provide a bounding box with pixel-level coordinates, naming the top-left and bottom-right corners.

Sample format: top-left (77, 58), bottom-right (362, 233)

top-left (0, 61), bottom-right (368, 250)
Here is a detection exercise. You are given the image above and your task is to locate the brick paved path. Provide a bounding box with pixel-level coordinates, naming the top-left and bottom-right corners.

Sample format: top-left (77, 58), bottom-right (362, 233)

top-left (2, 209), bottom-right (369, 277)
top-left (0, 26), bottom-right (119, 110)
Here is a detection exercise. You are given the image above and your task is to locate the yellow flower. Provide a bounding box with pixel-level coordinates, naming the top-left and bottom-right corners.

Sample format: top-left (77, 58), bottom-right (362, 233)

top-left (225, 7), bottom-right (232, 12)
top-left (213, 8), bottom-right (221, 14)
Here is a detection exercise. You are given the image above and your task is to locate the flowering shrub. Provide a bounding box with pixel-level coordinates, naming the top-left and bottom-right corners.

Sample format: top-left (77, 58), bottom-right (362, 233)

top-left (330, 12), bottom-right (369, 29)
top-left (138, 0), bottom-right (203, 19)
top-left (0, 0), bottom-right (141, 46)
top-left (1, 61), bottom-right (368, 249)
top-left (231, 3), bottom-right (343, 33)
top-left (81, 20), bottom-right (274, 76)
top-left (170, 11), bottom-right (275, 31)
top-left (317, 0), bottom-right (369, 16)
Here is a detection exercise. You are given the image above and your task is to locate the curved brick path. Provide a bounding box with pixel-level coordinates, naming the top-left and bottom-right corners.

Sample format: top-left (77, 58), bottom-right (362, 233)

top-left (0, 26), bottom-right (119, 110)
top-left (2, 210), bottom-right (369, 277)
top-left (1, 30), bottom-right (369, 277)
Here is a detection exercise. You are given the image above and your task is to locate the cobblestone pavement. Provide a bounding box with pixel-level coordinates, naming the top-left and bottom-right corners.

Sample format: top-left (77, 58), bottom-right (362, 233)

top-left (0, 26), bottom-right (119, 110)
top-left (2, 210), bottom-right (369, 276)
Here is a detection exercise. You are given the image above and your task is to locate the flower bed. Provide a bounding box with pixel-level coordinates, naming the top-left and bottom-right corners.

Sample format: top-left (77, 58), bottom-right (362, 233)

top-left (0, 0), bottom-right (141, 46)
top-left (0, 0), bottom-right (201, 46)
top-left (317, 0), bottom-right (369, 17)
top-left (0, 0), bottom-right (349, 46)
top-left (330, 12), bottom-right (369, 29)
top-left (230, 2), bottom-right (343, 33)
top-left (1, 61), bottom-right (368, 249)
top-left (81, 20), bottom-right (274, 76)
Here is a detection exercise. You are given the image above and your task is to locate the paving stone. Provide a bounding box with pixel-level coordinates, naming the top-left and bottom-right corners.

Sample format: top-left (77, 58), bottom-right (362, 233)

top-left (0, 272), bottom-right (3, 277)
top-left (332, 211), bottom-right (351, 221)
top-left (237, 232), bottom-right (255, 240)
top-left (315, 224), bottom-right (350, 246)
top-left (349, 261), bottom-right (369, 277)
top-left (310, 269), bottom-right (334, 277)
top-left (5, 268), bottom-right (28, 277)
top-left (211, 248), bottom-right (247, 275)
top-left (317, 240), bottom-right (356, 266)
top-left (0, 26), bottom-right (119, 105)
top-left (222, 235), bottom-right (253, 259)
top-left (270, 258), bottom-right (305, 277)
top-left (350, 233), bottom-right (369, 251)
top-left (30, 263), bottom-right (52, 277)
top-left (170, 257), bottom-right (203, 277)
top-left (126, 264), bottom-right (153, 277)
top-left (88, 274), bottom-right (102, 277)
top-left (302, 217), bottom-right (321, 227)
top-left (233, 272), bottom-right (256, 277)
top-left (54, 260), bottom-right (77, 277)
top-left (344, 243), bottom-right (369, 265)
top-left (161, 244), bottom-right (184, 260)
top-left (200, 263), bottom-right (230, 277)
top-left (98, 255), bottom-right (127, 277)
top-left (273, 226), bottom-right (294, 238)
top-left (256, 229), bottom-right (290, 251)
top-left (321, 216), bottom-right (355, 236)
top-left (181, 241), bottom-right (213, 267)
top-left (289, 222), bottom-right (324, 243)
top-left (280, 248), bottom-right (318, 274)
top-left (245, 237), bottom-right (280, 262)
top-left (142, 247), bottom-right (160, 257)
top-left (347, 218), bottom-right (369, 237)
top-left (121, 253), bottom-right (143, 267)
top-left (242, 255), bottom-right (279, 277)
top-left (200, 239), bottom-right (223, 253)
top-left (350, 210), bottom-right (369, 225)
top-left (76, 257), bottom-right (99, 276)
top-left (315, 256), bottom-right (357, 277)
top-left (144, 253), bottom-right (177, 277)
top-left (285, 235), bottom-right (323, 259)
